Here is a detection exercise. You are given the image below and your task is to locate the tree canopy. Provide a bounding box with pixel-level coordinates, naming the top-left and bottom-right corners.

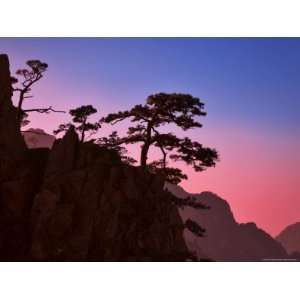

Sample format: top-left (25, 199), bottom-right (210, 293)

top-left (102, 92), bottom-right (219, 183)
top-left (53, 105), bottom-right (101, 142)
top-left (97, 131), bottom-right (137, 165)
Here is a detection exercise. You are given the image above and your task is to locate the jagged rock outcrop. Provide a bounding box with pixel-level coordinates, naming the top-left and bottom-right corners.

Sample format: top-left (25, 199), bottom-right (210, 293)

top-left (17, 129), bottom-right (291, 261)
top-left (0, 54), bottom-right (26, 160)
top-left (276, 222), bottom-right (300, 255)
top-left (0, 54), bottom-right (189, 261)
top-left (0, 129), bottom-right (189, 261)
top-left (166, 184), bottom-right (288, 261)
top-left (0, 54), bottom-right (49, 260)
top-left (29, 129), bottom-right (189, 261)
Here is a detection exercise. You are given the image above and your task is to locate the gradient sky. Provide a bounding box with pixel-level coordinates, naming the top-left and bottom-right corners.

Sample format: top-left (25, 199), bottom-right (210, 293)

top-left (1, 38), bottom-right (299, 236)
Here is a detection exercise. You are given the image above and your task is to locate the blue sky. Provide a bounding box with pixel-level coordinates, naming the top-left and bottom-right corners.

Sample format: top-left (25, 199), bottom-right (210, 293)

top-left (1, 37), bottom-right (300, 136)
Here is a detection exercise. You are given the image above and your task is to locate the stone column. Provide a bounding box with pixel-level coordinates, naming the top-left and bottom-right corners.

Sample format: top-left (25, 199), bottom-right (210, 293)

top-left (0, 54), bottom-right (26, 159)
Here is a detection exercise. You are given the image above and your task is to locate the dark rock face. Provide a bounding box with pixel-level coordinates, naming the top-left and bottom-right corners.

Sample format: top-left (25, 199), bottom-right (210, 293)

top-left (0, 54), bottom-right (188, 261)
top-left (166, 184), bottom-right (288, 261)
top-left (0, 54), bottom-right (46, 260)
top-left (0, 54), bottom-right (26, 160)
top-left (0, 148), bottom-right (49, 260)
top-left (276, 222), bottom-right (300, 255)
top-left (30, 131), bottom-right (188, 261)
top-left (1, 132), bottom-right (188, 261)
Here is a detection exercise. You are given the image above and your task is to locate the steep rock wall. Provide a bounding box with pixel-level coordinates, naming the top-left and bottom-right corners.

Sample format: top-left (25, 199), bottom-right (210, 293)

top-left (30, 128), bottom-right (189, 261)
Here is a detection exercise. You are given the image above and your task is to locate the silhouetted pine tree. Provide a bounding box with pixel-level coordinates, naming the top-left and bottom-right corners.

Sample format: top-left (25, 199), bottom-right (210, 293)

top-left (97, 131), bottom-right (137, 165)
top-left (12, 60), bottom-right (64, 127)
top-left (102, 92), bottom-right (218, 184)
top-left (54, 105), bottom-right (101, 142)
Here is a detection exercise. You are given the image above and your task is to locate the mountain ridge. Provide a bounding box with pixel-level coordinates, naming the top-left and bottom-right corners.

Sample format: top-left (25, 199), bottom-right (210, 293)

top-left (166, 183), bottom-right (289, 261)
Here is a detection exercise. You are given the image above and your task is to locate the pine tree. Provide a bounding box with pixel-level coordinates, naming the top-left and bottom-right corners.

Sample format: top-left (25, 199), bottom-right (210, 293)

top-left (12, 60), bottom-right (64, 127)
top-left (54, 105), bottom-right (101, 142)
top-left (103, 92), bottom-right (218, 183)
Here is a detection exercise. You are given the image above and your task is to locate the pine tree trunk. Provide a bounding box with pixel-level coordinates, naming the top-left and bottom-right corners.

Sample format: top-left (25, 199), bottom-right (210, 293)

top-left (17, 91), bottom-right (25, 126)
top-left (140, 142), bottom-right (150, 167)
top-left (80, 130), bottom-right (85, 143)
top-left (140, 122), bottom-right (152, 168)
top-left (80, 119), bottom-right (86, 142)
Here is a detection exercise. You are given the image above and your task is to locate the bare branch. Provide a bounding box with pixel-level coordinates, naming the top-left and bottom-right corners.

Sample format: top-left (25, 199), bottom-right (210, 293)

top-left (110, 117), bottom-right (127, 125)
top-left (23, 106), bottom-right (66, 114)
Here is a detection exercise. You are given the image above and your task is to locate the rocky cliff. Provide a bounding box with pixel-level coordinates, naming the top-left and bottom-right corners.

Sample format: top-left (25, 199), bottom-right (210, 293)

top-left (166, 184), bottom-right (289, 261)
top-left (0, 54), bottom-right (189, 261)
top-left (0, 54), bottom-right (27, 160)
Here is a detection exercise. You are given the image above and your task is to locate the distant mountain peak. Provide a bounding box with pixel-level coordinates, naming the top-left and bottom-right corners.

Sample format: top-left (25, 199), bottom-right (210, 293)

top-left (22, 128), bottom-right (55, 149)
top-left (276, 222), bottom-right (300, 254)
top-left (26, 128), bottom-right (47, 133)
top-left (166, 183), bottom-right (288, 261)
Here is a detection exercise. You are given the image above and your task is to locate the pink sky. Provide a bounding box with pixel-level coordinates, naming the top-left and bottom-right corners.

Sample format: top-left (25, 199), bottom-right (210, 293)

top-left (7, 47), bottom-right (300, 237)
top-left (181, 125), bottom-right (300, 236)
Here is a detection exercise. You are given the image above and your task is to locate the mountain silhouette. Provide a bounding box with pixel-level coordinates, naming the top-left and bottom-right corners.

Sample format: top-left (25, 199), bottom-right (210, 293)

top-left (166, 183), bottom-right (289, 261)
top-left (22, 129), bottom-right (55, 149)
